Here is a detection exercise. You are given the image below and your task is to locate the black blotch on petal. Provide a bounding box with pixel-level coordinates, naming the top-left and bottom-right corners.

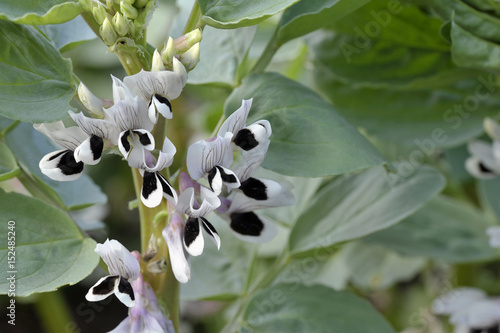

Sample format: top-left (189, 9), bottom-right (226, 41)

top-left (200, 217), bottom-right (218, 236)
top-left (154, 94), bottom-right (172, 111)
top-left (184, 217), bottom-right (200, 248)
top-left (58, 150), bottom-right (84, 175)
top-left (133, 130), bottom-right (152, 146)
top-left (208, 167), bottom-right (219, 192)
top-left (217, 166), bottom-right (238, 184)
top-left (120, 131), bottom-right (131, 153)
top-left (157, 173), bottom-right (174, 197)
top-left (90, 135), bottom-right (104, 160)
top-left (117, 277), bottom-right (135, 301)
top-left (234, 128), bottom-right (259, 151)
top-left (479, 161), bottom-right (494, 174)
top-left (92, 275), bottom-right (119, 295)
top-left (142, 171), bottom-right (158, 199)
top-left (230, 212), bottom-right (264, 236)
top-left (48, 150), bottom-right (66, 161)
top-left (239, 177), bottom-right (267, 200)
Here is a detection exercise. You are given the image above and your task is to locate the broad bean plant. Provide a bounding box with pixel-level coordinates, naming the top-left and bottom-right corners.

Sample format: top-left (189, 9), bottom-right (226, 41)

top-left (1, 0), bottom-right (500, 332)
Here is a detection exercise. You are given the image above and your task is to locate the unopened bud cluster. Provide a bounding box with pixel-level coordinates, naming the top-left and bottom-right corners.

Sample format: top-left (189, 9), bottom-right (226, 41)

top-left (80, 0), bottom-right (157, 46)
top-left (160, 29), bottom-right (202, 72)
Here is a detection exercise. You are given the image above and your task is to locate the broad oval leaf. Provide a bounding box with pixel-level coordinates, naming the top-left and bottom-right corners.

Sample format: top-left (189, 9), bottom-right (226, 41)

top-left (224, 73), bottom-right (385, 177)
top-left (198, 0), bottom-right (300, 29)
top-left (311, 0), bottom-right (500, 147)
top-left (0, 20), bottom-right (76, 123)
top-left (5, 121), bottom-right (107, 210)
top-left (277, 0), bottom-right (371, 46)
top-left (38, 15), bottom-right (97, 53)
top-left (0, 141), bottom-right (20, 181)
top-left (288, 164), bottom-right (445, 255)
top-left (0, 0), bottom-right (81, 25)
top-left (241, 284), bottom-right (396, 333)
top-left (0, 190), bottom-right (99, 296)
top-left (365, 195), bottom-right (499, 263)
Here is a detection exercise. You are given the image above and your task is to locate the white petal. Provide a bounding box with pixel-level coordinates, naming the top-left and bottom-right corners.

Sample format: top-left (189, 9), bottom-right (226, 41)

top-left (172, 57), bottom-right (187, 87)
top-left (158, 173), bottom-right (178, 205)
top-left (432, 288), bottom-right (487, 315)
top-left (176, 187), bottom-right (221, 218)
top-left (229, 212), bottom-right (278, 243)
top-left (95, 239), bottom-right (140, 281)
top-left (467, 141), bottom-right (500, 171)
top-left (34, 122), bottom-right (87, 151)
top-left (487, 226), bottom-right (500, 248)
top-left (200, 217), bottom-right (220, 250)
top-left (85, 275), bottom-right (119, 303)
top-left (208, 166), bottom-right (240, 195)
top-left (143, 137), bottom-right (177, 172)
top-left (132, 129), bottom-right (155, 151)
top-left (236, 177), bottom-right (295, 207)
top-left (111, 75), bottom-right (134, 102)
top-left (450, 299), bottom-right (500, 328)
top-left (74, 135), bottom-right (103, 165)
top-left (162, 214), bottom-right (190, 283)
top-left (151, 49), bottom-right (165, 72)
top-left (40, 149), bottom-right (84, 181)
top-left (493, 140), bottom-right (500, 165)
top-left (234, 120), bottom-right (272, 151)
top-left (78, 82), bottom-right (105, 118)
top-left (141, 172), bottom-right (164, 208)
top-left (235, 142), bottom-right (270, 182)
top-left (183, 217), bottom-right (204, 256)
top-left (150, 94), bottom-right (173, 120)
top-left (123, 69), bottom-right (184, 104)
top-left (114, 277), bottom-right (135, 307)
top-left (69, 110), bottom-right (120, 144)
top-left (186, 133), bottom-right (233, 180)
top-left (105, 96), bottom-right (154, 132)
top-left (218, 99), bottom-right (252, 136)
top-left (465, 156), bottom-right (497, 179)
top-left (485, 117), bottom-right (500, 141)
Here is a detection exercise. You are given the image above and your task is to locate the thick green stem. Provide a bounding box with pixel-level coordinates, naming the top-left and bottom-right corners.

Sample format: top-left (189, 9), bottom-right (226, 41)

top-left (183, 1), bottom-right (202, 34)
top-left (251, 25), bottom-right (280, 74)
top-left (35, 291), bottom-right (77, 333)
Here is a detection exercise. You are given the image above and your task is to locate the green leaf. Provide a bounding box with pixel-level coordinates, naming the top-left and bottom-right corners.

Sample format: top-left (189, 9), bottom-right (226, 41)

top-left (224, 72), bottom-right (385, 177)
top-left (0, 0), bottom-right (81, 25)
top-left (365, 195), bottom-right (498, 263)
top-left (38, 15), bottom-right (97, 53)
top-left (334, 242), bottom-right (426, 290)
top-left (311, 3), bottom-right (500, 147)
top-left (0, 190), bottom-right (99, 296)
top-left (187, 25), bottom-right (256, 86)
top-left (198, 0), bottom-right (301, 29)
top-left (288, 164), bottom-right (445, 256)
top-left (277, 0), bottom-right (371, 46)
top-left (5, 122), bottom-right (107, 210)
top-left (450, 19), bottom-right (500, 72)
top-left (478, 177), bottom-right (500, 222)
top-left (241, 284), bottom-right (396, 333)
top-left (181, 215), bottom-right (253, 300)
top-left (0, 141), bottom-right (20, 181)
top-left (0, 20), bottom-right (76, 123)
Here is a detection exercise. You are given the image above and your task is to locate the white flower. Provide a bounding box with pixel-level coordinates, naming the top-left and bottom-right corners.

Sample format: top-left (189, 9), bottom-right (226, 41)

top-left (123, 52), bottom-right (187, 123)
top-left (162, 211), bottom-right (190, 283)
top-left (487, 226), bottom-right (500, 248)
top-left (86, 239), bottom-right (140, 307)
top-left (465, 141), bottom-right (500, 179)
top-left (433, 287), bottom-right (500, 332)
top-left (35, 121), bottom-right (90, 181)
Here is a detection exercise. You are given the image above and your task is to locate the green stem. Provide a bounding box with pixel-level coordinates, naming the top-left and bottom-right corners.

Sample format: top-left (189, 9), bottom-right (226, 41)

top-left (250, 25), bottom-right (280, 74)
top-left (184, 1), bottom-right (202, 34)
top-left (0, 120), bottom-right (20, 139)
top-left (35, 291), bottom-right (77, 333)
top-left (17, 169), bottom-right (65, 209)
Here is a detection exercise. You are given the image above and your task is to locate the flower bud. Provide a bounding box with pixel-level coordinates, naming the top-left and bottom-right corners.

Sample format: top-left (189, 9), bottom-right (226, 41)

top-left (79, 0), bottom-right (92, 12)
top-left (92, 3), bottom-right (108, 25)
top-left (100, 17), bottom-right (118, 46)
top-left (134, 0), bottom-right (149, 8)
top-left (143, 234), bottom-right (158, 262)
top-left (112, 12), bottom-right (129, 36)
top-left (120, 0), bottom-right (138, 19)
top-left (122, 0), bottom-right (135, 4)
top-left (179, 43), bottom-right (200, 72)
top-left (78, 83), bottom-right (105, 118)
top-left (174, 28), bottom-right (202, 53)
top-left (160, 36), bottom-right (176, 67)
top-left (151, 49), bottom-right (165, 72)
top-left (147, 259), bottom-right (168, 274)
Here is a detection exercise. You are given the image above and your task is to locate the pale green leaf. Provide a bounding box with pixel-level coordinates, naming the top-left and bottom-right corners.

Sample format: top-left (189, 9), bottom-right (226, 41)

top-left (0, 190), bottom-right (99, 296)
top-left (0, 0), bottom-right (81, 25)
top-left (0, 141), bottom-right (20, 181)
top-left (38, 15), bottom-right (97, 53)
top-left (241, 284), bottom-right (396, 333)
top-left (365, 195), bottom-right (498, 263)
top-left (224, 73), bottom-right (385, 177)
top-left (0, 20), bottom-right (76, 123)
top-left (198, 0), bottom-right (301, 29)
top-left (289, 165), bottom-right (445, 255)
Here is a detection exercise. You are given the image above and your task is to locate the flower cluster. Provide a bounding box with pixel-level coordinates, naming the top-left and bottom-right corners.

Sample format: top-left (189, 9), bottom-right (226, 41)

top-left (433, 287), bottom-right (500, 333)
top-left (465, 118), bottom-right (500, 179)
